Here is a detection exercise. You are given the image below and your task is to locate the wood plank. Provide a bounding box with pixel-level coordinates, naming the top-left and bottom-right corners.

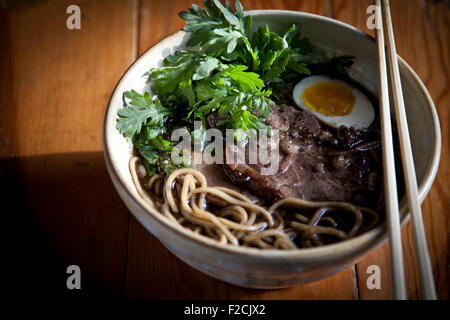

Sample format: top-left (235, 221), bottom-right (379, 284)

top-left (332, 0), bottom-right (449, 299)
top-left (0, 0), bottom-right (137, 297)
top-left (125, 0), bottom-right (359, 300)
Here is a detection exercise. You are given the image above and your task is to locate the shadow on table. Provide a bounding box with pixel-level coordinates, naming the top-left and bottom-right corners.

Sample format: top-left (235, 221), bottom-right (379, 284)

top-left (1, 152), bottom-right (130, 299)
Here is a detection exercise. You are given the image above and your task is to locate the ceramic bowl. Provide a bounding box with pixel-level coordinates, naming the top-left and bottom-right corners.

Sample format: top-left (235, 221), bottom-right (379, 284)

top-left (103, 10), bottom-right (441, 288)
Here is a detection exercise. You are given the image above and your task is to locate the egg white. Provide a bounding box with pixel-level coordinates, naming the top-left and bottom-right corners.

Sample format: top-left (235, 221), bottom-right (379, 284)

top-left (292, 75), bottom-right (375, 130)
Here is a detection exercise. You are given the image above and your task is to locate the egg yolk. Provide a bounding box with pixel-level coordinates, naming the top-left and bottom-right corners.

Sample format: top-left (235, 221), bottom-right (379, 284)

top-left (301, 82), bottom-right (355, 116)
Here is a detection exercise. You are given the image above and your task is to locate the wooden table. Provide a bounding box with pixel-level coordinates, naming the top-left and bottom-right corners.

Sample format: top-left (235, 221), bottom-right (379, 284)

top-left (1, 0), bottom-right (448, 300)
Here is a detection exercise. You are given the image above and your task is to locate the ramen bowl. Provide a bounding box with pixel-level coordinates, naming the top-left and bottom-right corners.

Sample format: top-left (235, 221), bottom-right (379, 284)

top-left (103, 10), bottom-right (441, 288)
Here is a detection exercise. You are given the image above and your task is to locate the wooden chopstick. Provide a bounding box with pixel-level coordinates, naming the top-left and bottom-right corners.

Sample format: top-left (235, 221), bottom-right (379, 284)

top-left (379, 0), bottom-right (437, 300)
top-left (374, 0), bottom-right (407, 300)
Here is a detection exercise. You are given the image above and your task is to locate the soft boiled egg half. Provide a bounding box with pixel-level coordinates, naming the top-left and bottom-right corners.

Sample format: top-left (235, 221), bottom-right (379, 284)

top-left (292, 75), bottom-right (375, 130)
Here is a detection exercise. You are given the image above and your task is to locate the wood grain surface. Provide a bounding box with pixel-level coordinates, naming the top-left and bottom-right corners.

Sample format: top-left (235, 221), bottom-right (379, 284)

top-left (1, 0), bottom-right (448, 300)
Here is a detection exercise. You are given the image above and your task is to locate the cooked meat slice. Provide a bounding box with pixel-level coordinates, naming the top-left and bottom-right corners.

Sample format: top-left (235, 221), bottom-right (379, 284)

top-left (222, 104), bottom-right (381, 207)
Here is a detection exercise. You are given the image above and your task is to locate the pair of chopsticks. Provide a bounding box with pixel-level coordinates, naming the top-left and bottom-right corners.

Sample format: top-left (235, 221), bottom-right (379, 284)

top-left (375, 0), bottom-right (437, 300)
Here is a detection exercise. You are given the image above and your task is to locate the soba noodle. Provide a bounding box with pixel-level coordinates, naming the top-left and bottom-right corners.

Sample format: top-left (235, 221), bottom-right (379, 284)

top-left (129, 156), bottom-right (379, 249)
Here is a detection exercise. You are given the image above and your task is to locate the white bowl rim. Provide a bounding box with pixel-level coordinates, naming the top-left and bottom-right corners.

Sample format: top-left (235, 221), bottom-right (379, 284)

top-left (103, 10), bottom-right (441, 259)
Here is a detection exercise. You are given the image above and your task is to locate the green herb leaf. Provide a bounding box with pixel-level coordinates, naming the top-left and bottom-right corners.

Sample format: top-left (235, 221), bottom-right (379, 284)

top-left (116, 90), bottom-right (172, 139)
top-left (222, 65), bottom-right (264, 91)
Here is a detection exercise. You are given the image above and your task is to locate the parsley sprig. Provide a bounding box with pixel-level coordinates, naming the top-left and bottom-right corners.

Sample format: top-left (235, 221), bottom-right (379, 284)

top-left (116, 90), bottom-right (173, 140)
